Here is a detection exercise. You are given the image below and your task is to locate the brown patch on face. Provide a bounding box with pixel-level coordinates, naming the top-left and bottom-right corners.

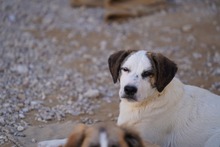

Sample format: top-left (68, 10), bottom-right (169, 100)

top-left (108, 50), bottom-right (137, 83)
top-left (147, 52), bottom-right (178, 92)
top-left (149, 75), bottom-right (156, 89)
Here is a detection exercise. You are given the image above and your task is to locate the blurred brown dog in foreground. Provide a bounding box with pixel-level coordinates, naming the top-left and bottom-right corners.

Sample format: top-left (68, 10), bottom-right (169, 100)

top-left (38, 123), bottom-right (159, 147)
top-left (64, 123), bottom-right (159, 147)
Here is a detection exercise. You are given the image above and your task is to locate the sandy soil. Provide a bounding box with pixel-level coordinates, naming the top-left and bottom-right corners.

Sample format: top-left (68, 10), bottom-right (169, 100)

top-left (0, 0), bottom-right (220, 146)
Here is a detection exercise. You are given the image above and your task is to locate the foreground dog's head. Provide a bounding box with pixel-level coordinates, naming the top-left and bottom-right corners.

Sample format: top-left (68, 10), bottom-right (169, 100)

top-left (108, 50), bottom-right (177, 102)
top-left (64, 123), bottom-right (150, 147)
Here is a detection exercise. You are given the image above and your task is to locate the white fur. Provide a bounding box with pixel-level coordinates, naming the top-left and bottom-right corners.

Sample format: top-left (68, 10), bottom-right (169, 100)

top-left (100, 132), bottom-right (108, 147)
top-left (117, 50), bottom-right (220, 147)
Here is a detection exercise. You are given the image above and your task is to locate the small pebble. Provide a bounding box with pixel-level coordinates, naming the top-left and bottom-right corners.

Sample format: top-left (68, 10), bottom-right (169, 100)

top-left (8, 14), bottom-right (16, 22)
top-left (0, 117), bottom-right (5, 125)
top-left (18, 94), bottom-right (25, 99)
top-left (108, 113), bottom-right (113, 118)
top-left (19, 113), bottom-right (25, 119)
top-left (31, 138), bottom-right (37, 143)
top-left (182, 24), bottom-right (192, 32)
top-left (216, 26), bottom-right (220, 32)
top-left (12, 65), bottom-right (28, 74)
top-left (17, 126), bottom-right (25, 132)
top-left (84, 89), bottom-right (100, 98)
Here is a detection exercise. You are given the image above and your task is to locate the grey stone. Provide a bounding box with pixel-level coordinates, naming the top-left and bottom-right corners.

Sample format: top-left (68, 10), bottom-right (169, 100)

top-left (182, 24), bottom-right (192, 32)
top-left (17, 126), bottom-right (25, 132)
top-left (84, 89), bottom-right (100, 98)
top-left (0, 117), bottom-right (5, 125)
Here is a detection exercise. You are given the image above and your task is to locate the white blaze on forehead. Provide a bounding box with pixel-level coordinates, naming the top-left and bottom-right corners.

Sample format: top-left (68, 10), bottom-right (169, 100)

top-left (122, 50), bottom-right (152, 73)
top-left (99, 131), bottom-right (108, 147)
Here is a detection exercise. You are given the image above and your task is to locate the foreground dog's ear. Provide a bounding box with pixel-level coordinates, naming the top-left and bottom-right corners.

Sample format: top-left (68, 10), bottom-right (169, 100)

top-left (108, 50), bottom-right (135, 83)
top-left (122, 127), bottom-right (144, 147)
top-left (64, 124), bottom-right (87, 147)
top-left (147, 52), bottom-right (177, 92)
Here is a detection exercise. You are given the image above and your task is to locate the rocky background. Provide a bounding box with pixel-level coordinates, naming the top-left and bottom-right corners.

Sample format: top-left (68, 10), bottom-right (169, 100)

top-left (0, 0), bottom-right (220, 146)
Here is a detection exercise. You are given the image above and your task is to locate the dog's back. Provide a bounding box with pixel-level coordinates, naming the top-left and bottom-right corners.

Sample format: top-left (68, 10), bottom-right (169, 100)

top-left (174, 84), bottom-right (220, 147)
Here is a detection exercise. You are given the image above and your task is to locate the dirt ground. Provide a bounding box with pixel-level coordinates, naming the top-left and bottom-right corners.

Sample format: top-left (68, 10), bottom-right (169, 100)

top-left (0, 0), bottom-right (220, 147)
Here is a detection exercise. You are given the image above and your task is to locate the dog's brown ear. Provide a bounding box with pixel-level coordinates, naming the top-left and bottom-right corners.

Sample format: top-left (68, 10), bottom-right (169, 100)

top-left (108, 50), bottom-right (135, 83)
top-left (147, 52), bottom-right (177, 92)
top-left (122, 127), bottom-right (144, 147)
top-left (64, 124), bottom-right (87, 147)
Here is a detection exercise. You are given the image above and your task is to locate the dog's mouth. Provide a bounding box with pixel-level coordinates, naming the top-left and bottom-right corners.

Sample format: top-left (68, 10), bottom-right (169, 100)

top-left (121, 94), bottom-right (137, 102)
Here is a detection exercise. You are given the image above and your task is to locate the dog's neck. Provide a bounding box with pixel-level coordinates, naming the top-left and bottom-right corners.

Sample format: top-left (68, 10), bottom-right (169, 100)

top-left (117, 78), bottom-right (184, 125)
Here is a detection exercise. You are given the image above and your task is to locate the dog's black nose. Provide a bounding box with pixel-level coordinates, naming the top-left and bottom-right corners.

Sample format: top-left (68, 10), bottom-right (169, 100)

top-left (124, 85), bottom-right (137, 95)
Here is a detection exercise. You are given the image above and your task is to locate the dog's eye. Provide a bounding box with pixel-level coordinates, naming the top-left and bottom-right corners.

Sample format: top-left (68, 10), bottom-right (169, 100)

top-left (142, 70), bottom-right (153, 78)
top-left (121, 67), bottom-right (130, 73)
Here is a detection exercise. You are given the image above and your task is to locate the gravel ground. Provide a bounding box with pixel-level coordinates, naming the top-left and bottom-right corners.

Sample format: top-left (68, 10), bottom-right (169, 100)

top-left (0, 0), bottom-right (220, 146)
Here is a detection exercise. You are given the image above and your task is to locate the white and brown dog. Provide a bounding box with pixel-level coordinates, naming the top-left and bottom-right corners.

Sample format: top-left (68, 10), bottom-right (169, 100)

top-left (38, 123), bottom-right (158, 147)
top-left (108, 50), bottom-right (220, 147)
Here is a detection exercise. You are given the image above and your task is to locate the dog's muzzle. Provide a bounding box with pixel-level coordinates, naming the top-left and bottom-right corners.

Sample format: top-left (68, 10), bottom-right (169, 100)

top-left (123, 85), bottom-right (137, 101)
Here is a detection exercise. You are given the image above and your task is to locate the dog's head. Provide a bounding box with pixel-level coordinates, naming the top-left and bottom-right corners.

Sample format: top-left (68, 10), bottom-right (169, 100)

top-left (64, 123), bottom-right (145, 147)
top-left (108, 50), bottom-right (177, 102)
